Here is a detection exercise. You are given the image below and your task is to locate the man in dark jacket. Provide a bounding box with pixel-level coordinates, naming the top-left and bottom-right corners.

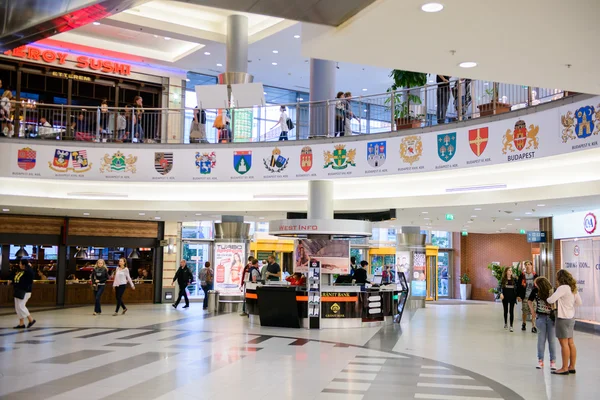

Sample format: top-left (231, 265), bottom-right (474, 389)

top-left (172, 259), bottom-right (193, 309)
top-left (516, 260), bottom-right (538, 333)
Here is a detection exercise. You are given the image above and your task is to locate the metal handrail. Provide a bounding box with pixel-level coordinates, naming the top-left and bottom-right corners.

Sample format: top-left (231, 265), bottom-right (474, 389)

top-left (0, 80), bottom-right (569, 144)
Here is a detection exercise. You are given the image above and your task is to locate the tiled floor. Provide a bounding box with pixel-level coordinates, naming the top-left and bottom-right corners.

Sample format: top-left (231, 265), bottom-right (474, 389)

top-left (0, 302), bottom-right (598, 399)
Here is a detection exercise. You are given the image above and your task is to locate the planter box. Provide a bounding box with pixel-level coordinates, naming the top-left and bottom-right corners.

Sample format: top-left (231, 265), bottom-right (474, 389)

top-left (395, 118), bottom-right (422, 130)
top-left (477, 102), bottom-right (511, 117)
top-left (459, 283), bottom-right (472, 300)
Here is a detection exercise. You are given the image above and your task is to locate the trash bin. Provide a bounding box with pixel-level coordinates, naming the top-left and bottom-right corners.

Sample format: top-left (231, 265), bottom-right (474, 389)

top-left (207, 290), bottom-right (219, 312)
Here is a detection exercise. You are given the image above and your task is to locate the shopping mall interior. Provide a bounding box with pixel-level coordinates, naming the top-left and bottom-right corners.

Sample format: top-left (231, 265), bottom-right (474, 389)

top-left (1, 0), bottom-right (600, 399)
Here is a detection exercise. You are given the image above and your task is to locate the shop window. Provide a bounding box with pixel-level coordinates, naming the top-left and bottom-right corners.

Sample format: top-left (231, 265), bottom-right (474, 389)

top-left (181, 221), bottom-right (214, 240)
top-left (70, 247), bottom-right (154, 282)
top-left (9, 245), bottom-right (59, 281)
top-left (431, 231), bottom-right (452, 249)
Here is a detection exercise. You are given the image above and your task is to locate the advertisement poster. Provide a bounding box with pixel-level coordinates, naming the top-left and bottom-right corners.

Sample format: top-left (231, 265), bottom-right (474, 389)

top-left (560, 239), bottom-right (599, 322)
top-left (214, 243), bottom-right (245, 295)
top-left (396, 251), bottom-right (411, 284)
top-left (411, 251), bottom-right (427, 297)
top-left (295, 239), bottom-right (349, 274)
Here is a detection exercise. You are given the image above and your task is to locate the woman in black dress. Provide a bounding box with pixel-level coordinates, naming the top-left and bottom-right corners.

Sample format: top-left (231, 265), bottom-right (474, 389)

top-left (500, 267), bottom-right (518, 332)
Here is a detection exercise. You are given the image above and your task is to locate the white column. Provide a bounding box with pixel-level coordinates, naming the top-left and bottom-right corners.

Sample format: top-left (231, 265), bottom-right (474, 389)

top-left (227, 15), bottom-right (249, 73)
top-left (308, 180), bottom-right (334, 220)
top-left (166, 77), bottom-right (184, 143)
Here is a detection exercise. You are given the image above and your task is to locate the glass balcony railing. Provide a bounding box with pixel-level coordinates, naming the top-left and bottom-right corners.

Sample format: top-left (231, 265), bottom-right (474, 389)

top-left (0, 80), bottom-right (572, 144)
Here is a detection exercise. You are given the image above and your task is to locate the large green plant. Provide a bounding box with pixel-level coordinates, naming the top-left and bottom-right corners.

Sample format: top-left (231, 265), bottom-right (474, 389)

top-left (386, 70), bottom-right (428, 121)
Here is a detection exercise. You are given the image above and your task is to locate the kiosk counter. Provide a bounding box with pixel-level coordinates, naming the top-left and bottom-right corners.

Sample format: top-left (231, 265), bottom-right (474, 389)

top-left (245, 282), bottom-right (406, 329)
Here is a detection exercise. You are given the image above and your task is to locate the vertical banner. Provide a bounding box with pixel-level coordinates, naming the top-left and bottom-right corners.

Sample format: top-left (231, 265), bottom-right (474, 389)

top-left (411, 251), bottom-right (427, 297)
top-left (395, 251), bottom-right (411, 284)
top-left (214, 242), bottom-right (245, 295)
top-left (592, 240), bottom-right (600, 323)
top-left (561, 239), bottom-right (594, 320)
top-left (232, 109), bottom-right (253, 142)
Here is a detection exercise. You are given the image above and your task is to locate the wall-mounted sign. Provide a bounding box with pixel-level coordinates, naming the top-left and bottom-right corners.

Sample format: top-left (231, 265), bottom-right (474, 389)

top-left (526, 231), bottom-right (547, 243)
top-left (50, 71), bottom-right (92, 82)
top-left (555, 209), bottom-right (600, 239)
top-left (3, 46), bottom-right (131, 76)
top-left (270, 219), bottom-right (372, 237)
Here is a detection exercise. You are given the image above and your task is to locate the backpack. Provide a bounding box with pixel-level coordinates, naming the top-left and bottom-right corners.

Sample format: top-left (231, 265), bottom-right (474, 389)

top-left (200, 109), bottom-right (207, 124)
top-left (286, 117), bottom-right (294, 130)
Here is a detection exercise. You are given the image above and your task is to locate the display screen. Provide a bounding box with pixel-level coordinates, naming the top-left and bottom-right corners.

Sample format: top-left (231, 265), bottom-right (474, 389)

top-left (295, 239), bottom-right (349, 274)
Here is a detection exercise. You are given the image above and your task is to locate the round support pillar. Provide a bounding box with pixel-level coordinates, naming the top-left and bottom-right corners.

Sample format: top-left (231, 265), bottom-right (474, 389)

top-left (308, 180), bottom-right (334, 220)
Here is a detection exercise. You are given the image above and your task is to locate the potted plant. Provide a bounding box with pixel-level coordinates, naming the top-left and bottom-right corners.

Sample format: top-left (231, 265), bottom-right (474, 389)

top-left (386, 70), bottom-right (427, 130)
top-left (477, 83), bottom-right (511, 116)
top-left (459, 273), bottom-right (472, 300)
top-left (487, 263), bottom-right (504, 301)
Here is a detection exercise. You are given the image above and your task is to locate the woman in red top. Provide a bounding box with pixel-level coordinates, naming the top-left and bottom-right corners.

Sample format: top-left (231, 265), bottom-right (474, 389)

top-left (286, 273), bottom-right (306, 286)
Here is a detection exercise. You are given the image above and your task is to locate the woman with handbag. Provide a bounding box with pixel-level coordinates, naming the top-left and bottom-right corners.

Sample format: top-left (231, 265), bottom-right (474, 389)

top-left (91, 259), bottom-right (109, 315)
top-left (112, 257), bottom-right (135, 316)
top-left (547, 269), bottom-right (582, 375)
top-left (528, 277), bottom-right (557, 370)
top-left (12, 258), bottom-right (36, 329)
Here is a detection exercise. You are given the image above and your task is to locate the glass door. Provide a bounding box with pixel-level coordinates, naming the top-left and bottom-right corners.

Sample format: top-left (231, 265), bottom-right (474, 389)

top-left (437, 251), bottom-right (451, 298)
top-left (182, 241), bottom-right (212, 299)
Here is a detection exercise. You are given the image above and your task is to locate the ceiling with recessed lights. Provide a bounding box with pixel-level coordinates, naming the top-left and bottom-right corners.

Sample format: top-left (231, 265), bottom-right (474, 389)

top-left (41, 1), bottom-right (394, 94)
top-left (302, 0), bottom-right (600, 95)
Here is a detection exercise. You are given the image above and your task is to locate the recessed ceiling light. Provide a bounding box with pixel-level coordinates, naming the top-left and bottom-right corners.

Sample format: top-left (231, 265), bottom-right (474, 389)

top-left (83, 212), bottom-right (90, 216)
top-left (421, 3), bottom-right (444, 13)
top-left (164, 37), bottom-right (171, 40)
top-left (204, 52), bottom-right (211, 55)
top-left (93, 22), bottom-right (101, 26)
top-left (272, 50), bottom-right (279, 54)
top-left (474, 208), bottom-right (482, 211)
top-left (154, 216), bottom-right (161, 220)
top-left (467, 221), bottom-right (473, 224)
top-left (139, 213), bottom-right (145, 216)
top-left (471, 215), bottom-right (477, 218)
top-left (362, 88), bottom-right (368, 91)
top-left (195, 213), bottom-right (202, 216)
top-left (259, 217), bottom-right (265, 220)
top-left (459, 61), bottom-right (477, 68)
top-left (515, 218), bottom-right (521, 221)
top-left (2, 208), bottom-right (9, 212)
top-left (294, 35), bottom-right (300, 39)
top-left (424, 217), bottom-right (430, 220)
top-left (216, 63), bottom-right (223, 67)
top-left (500, 227), bottom-right (506, 230)
top-left (525, 212), bottom-right (532, 215)
top-left (507, 223), bottom-right (513, 226)
top-left (185, 78), bottom-right (190, 82)
top-left (421, 211), bottom-right (429, 214)
top-left (537, 204), bottom-right (546, 207)
top-left (272, 62), bottom-right (278, 66)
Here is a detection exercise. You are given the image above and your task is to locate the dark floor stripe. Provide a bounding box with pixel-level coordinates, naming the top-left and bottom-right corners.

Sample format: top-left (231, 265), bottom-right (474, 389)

top-left (158, 331), bottom-right (197, 341)
top-left (117, 330), bottom-right (160, 340)
top-left (246, 335), bottom-right (272, 344)
top-left (105, 342), bottom-right (141, 347)
top-left (1, 352), bottom-right (177, 400)
top-left (0, 346), bottom-right (17, 352)
top-left (96, 354), bottom-right (242, 400)
top-left (75, 329), bottom-right (124, 339)
top-left (14, 339), bottom-right (54, 344)
top-left (35, 328), bottom-right (89, 337)
top-left (35, 350), bottom-right (111, 364)
top-left (0, 328), bottom-right (49, 337)
top-left (289, 338), bottom-right (310, 346)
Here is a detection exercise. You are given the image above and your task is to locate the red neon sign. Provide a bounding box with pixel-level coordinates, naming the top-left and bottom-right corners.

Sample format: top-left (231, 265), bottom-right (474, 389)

top-left (3, 46), bottom-right (131, 76)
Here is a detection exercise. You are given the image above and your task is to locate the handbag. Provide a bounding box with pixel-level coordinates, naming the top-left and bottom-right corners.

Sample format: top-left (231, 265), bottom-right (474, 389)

top-left (14, 287), bottom-right (26, 300)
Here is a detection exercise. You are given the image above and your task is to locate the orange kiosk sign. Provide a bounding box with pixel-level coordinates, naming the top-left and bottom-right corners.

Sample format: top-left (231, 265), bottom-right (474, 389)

top-left (3, 45), bottom-right (132, 76)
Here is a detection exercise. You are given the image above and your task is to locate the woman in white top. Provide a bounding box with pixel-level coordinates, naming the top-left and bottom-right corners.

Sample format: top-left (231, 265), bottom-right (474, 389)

top-left (112, 257), bottom-right (135, 316)
top-left (271, 106), bottom-right (289, 141)
top-left (547, 269), bottom-right (582, 375)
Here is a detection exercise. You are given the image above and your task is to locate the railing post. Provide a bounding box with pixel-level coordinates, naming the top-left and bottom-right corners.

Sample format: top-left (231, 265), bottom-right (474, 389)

top-left (295, 102), bottom-right (300, 141)
top-left (96, 107), bottom-right (101, 142)
top-left (492, 82), bottom-right (498, 115)
top-left (358, 97), bottom-right (363, 135)
top-left (458, 79), bottom-right (463, 122)
top-left (527, 86), bottom-right (533, 106)
top-left (60, 105), bottom-right (64, 140)
top-left (325, 100), bottom-right (330, 138)
top-left (390, 91), bottom-right (395, 132)
top-left (23, 105), bottom-right (27, 138)
top-left (423, 84), bottom-right (429, 127)
top-left (230, 109), bottom-right (235, 143)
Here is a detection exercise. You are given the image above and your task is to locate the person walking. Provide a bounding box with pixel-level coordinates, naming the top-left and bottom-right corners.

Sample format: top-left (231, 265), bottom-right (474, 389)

top-left (240, 256), bottom-right (255, 316)
top-left (528, 276), bottom-right (557, 370)
top-left (112, 257), bottom-right (135, 316)
top-left (91, 259), bottom-right (109, 315)
top-left (270, 106), bottom-right (290, 141)
top-left (190, 106), bottom-right (208, 143)
top-left (132, 96), bottom-right (144, 141)
top-left (500, 267), bottom-right (518, 332)
top-left (12, 258), bottom-right (36, 329)
top-left (199, 261), bottom-right (214, 310)
top-left (172, 260), bottom-right (193, 309)
top-left (547, 269), bottom-right (582, 375)
top-left (517, 260), bottom-right (538, 332)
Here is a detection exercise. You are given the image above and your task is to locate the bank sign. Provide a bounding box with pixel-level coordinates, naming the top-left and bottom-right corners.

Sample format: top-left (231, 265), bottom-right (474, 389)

top-left (3, 46), bottom-right (132, 76)
top-left (554, 209), bottom-right (600, 239)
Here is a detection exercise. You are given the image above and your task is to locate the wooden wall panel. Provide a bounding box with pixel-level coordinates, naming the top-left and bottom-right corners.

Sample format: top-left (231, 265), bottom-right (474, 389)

top-left (69, 218), bottom-right (159, 238)
top-left (0, 216), bottom-right (63, 235)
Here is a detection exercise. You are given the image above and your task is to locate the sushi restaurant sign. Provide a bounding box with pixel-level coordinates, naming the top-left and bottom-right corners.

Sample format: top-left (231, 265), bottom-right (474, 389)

top-left (3, 46), bottom-right (132, 76)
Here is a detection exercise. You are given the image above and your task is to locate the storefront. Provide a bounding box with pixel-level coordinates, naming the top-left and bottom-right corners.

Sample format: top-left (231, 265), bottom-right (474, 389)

top-left (553, 210), bottom-right (600, 324)
top-left (0, 215), bottom-right (163, 307)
